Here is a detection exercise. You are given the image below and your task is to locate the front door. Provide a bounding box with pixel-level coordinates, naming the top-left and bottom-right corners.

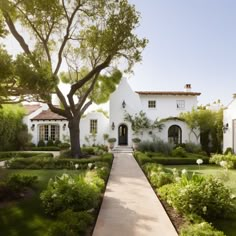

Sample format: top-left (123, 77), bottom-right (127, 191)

top-left (118, 124), bottom-right (128, 145)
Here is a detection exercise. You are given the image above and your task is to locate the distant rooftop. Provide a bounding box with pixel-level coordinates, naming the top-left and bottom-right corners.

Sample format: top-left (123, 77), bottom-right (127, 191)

top-left (31, 109), bottom-right (67, 120)
top-left (23, 104), bottom-right (41, 115)
top-left (135, 91), bottom-right (201, 96)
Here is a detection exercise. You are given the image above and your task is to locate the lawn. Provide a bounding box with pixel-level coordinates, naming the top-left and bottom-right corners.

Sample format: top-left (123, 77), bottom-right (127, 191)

top-left (0, 169), bottom-right (83, 236)
top-left (165, 164), bottom-right (236, 236)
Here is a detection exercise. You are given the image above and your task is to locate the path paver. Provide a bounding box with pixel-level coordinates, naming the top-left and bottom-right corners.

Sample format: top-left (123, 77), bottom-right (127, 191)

top-left (93, 152), bottom-right (178, 236)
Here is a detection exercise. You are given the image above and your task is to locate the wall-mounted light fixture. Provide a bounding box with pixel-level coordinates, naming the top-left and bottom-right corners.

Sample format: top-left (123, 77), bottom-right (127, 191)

top-left (222, 123), bottom-right (229, 133)
top-left (63, 123), bottom-right (67, 131)
top-left (31, 124), bottom-right (35, 131)
top-left (111, 122), bottom-right (115, 130)
top-left (122, 100), bottom-right (126, 109)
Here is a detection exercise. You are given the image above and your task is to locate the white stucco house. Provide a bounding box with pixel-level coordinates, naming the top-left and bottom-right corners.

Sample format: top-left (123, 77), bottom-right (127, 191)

top-left (23, 78), bottom-right (201, 147)
top-left (223, 95), bottom-right (236, 153)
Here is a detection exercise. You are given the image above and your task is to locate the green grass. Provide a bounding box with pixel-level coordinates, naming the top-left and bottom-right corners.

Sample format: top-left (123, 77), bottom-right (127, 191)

top-left (165, 164), bottom-right (236, 236)
top-left (0, 169), bottom-right (83, 236)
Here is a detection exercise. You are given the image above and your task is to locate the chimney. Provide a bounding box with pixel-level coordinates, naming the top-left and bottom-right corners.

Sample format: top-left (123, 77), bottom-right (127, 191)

top-left (184, 84), bottom-right (191, 92)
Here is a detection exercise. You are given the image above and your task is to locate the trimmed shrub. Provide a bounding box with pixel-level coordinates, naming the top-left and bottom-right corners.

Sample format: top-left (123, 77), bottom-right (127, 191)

top-left (37, 140), bottom-right (45, 147)
top-left (180, 222), bottom-right (226, 236)
top-left (31, 146), bottom-right (60, 151)
top-left (172, 146), bottom-right (187, 157)
top-left (58, 142), bottom-right (70, 150)
top-left (47, 139), bottom-right (54, 146)
top-left (0, 152), bottom-right (53, 159)
top-left (224, 147), bottom-right (233, 155)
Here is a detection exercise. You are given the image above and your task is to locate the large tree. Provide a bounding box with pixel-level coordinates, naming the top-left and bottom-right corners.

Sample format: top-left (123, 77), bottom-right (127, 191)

top-left (0, 0), bottom-right (147, 157)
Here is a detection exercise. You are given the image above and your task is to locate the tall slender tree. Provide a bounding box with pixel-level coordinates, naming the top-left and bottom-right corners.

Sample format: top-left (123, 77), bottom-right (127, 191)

top-left (0, 0), bottom-right (147, 157)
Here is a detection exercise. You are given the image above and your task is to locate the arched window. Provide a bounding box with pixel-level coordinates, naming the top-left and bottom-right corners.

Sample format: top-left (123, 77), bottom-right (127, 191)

top-left (168, 125), bottom-right (182, 145)
top-left (39, 124), bottom-right (60, 141)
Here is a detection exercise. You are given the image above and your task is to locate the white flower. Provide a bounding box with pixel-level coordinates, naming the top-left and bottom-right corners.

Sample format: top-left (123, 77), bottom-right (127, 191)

top-left (202, 206), bottom-right (207, 213)
top-left (230, 194), bottom-right (236, 199)
top-left (74, 164), bottom-right (79, 169)
top-left (52, 193), bottom-right (57, 198)
top-left (181, 169), bottom-right (187, 175)
top-left (220, 160), bottom-right (227, 168)
top-left (88, 163), bottom-right (93, 169)
top-left (175, 177), bottom-right (181, 182)
top-left (196, 159), bottom-right (203, 165)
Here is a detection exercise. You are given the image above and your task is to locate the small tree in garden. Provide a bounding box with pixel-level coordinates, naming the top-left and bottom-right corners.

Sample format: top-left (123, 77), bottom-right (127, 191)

top-left (124, 110), bottom-right (163, 136)
top-left (0, 0), bottom-right (147, 158)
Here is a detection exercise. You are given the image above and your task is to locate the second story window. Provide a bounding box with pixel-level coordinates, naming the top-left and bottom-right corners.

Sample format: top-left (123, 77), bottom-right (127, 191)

top-left (90, 119), bottom-right (97, 133)
top-left (148, 100), bottom-right (156, 108)
top-left (177, 100), bottom-right (185, 109)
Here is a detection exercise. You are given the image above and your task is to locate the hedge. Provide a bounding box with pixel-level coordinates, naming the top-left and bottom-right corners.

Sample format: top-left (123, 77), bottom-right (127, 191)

top-left (134, 151), bottom-right (209, 165)
top-left (0, 152), bottom-right (53, 159)
top-left (5, 153), bottom-right (113, 169)
top-left (30, 146), bottom-right (60, 151)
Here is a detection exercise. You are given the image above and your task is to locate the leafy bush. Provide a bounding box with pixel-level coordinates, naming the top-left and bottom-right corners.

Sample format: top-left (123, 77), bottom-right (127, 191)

top-left (40, 173), bottom-right (101, 216)
top-left (159, 174), bottom-right (234, 220)
top-left (37, 140), bottom-right (45, 147)
top-left (210, 153), bottom-right (236, 169)
top-left (0, 151), bottom-right (52, 159)
top-left (47, 210), bottom-right (93, 236)
top-left (138, 139), bottom-right (173, 155)
top-left (172, 146), bottom-right (187, 157)
top-left (58, 142), bottom-right (70, 150)
top-left (0, 174), bottom-right (38, 200)
top-left (108, 138), bottom-right (116, 143)
top-left (184, 142), bottom-right (203, 154)
top-left (180, 222), bottom-right (226, 236)
top-left (47, 139), bottom-right (54, 146)
top-left (224, 147), bottom-right (233, 155)
top-left (143, 163), bottom-right (175, 188)
top-left (81, 147), bottom-right (95, 155)
top-left (54, 139), bottom-right (61, 147)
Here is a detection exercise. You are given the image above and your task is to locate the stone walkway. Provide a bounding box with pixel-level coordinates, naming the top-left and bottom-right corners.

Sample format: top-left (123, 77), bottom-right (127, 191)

top-left (93, 152), bottom-right (178, 236)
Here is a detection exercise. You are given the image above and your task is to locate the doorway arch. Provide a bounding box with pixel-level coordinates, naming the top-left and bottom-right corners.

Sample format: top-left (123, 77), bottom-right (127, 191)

top-left (168, 125), bottom-right (182, 145)
top-left (118, 124), bottom-right (128, 145)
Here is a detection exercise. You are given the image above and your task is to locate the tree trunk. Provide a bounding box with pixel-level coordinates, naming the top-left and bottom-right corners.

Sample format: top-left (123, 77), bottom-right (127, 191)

top-left (68, 117), bottom-right (82, 158)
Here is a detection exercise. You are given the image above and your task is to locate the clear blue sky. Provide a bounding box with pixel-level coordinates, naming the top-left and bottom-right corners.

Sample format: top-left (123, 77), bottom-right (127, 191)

top-left (127, 0), bottom-right (236, 106)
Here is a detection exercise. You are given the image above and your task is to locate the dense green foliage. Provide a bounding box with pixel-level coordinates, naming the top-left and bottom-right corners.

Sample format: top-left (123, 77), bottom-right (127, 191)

top-left (6, 153), bottom-right (113, 169)
top-left (180, 108), bottom-right (223, 154)
top-left (0, 105), bottom-right (27, 151)
top-left (159, 174), bottom-right (234, 220)
top-left (0, 0), bottom-right (147, 157)
top-left (180, 222), bottom-right (226, 236)
top-left (0, 173), bottom-right (38, 201)
top-left (210, 153), bottom-right (236, 169)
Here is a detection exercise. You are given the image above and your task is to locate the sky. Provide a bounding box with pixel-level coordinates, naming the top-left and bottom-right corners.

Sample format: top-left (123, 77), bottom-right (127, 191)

top-left (1, 0), bottom-right (236, 106)
top-left (127, 0), bottom-right (236, 106)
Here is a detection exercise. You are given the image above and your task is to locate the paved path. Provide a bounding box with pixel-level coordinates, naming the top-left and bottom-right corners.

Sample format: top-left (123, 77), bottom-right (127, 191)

top-left (93, 153), bottom-right (178, 236)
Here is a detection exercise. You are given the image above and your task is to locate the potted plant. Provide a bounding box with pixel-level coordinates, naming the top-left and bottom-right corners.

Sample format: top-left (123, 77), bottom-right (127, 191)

top-left (108, 138), bottom-right (116, 150)
top-left (132, 137), bottom-right (141, 150)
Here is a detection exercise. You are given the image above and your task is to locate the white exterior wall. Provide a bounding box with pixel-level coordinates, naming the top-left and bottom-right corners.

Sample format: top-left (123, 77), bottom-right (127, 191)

top-left (223, 99), bottom-right (236, 152)
top-left (140, 95), bottom-right (198, 120)
top-left (80, 112), bottom-right (109, 146)
top-left (109, 78), bottom-right (142, 146)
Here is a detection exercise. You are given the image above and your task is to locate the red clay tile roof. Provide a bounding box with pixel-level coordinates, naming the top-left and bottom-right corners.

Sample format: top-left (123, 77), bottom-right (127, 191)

top-left (135, 91), bottom-right (201, 96)
top-left (31, 109), bottom-right (67, 120)
top-left (23, 104), bottom-right (41, 115)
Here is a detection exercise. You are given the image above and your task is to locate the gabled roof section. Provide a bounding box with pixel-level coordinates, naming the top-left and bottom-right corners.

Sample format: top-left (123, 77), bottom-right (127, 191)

top-left (23, 104), bottom-right (41, 115)
top-left (31, 109), bottom-right (67, 120)
top-left (135, 91), bottom-right (201, 96)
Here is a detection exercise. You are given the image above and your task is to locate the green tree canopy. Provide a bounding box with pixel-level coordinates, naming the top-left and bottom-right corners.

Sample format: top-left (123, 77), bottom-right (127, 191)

top-left (0, 0), bottom-right (147, 157)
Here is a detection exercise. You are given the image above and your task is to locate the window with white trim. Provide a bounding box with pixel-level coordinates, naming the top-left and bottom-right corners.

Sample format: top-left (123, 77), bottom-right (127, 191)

top-left (39, 124), bottom-right (60, 141)
top-left (90, 120), bottom-right (97, 133)
top-left (148, 100), bottom-right (156, 108)
top-left (176, 100), bottom-right (185, 109)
